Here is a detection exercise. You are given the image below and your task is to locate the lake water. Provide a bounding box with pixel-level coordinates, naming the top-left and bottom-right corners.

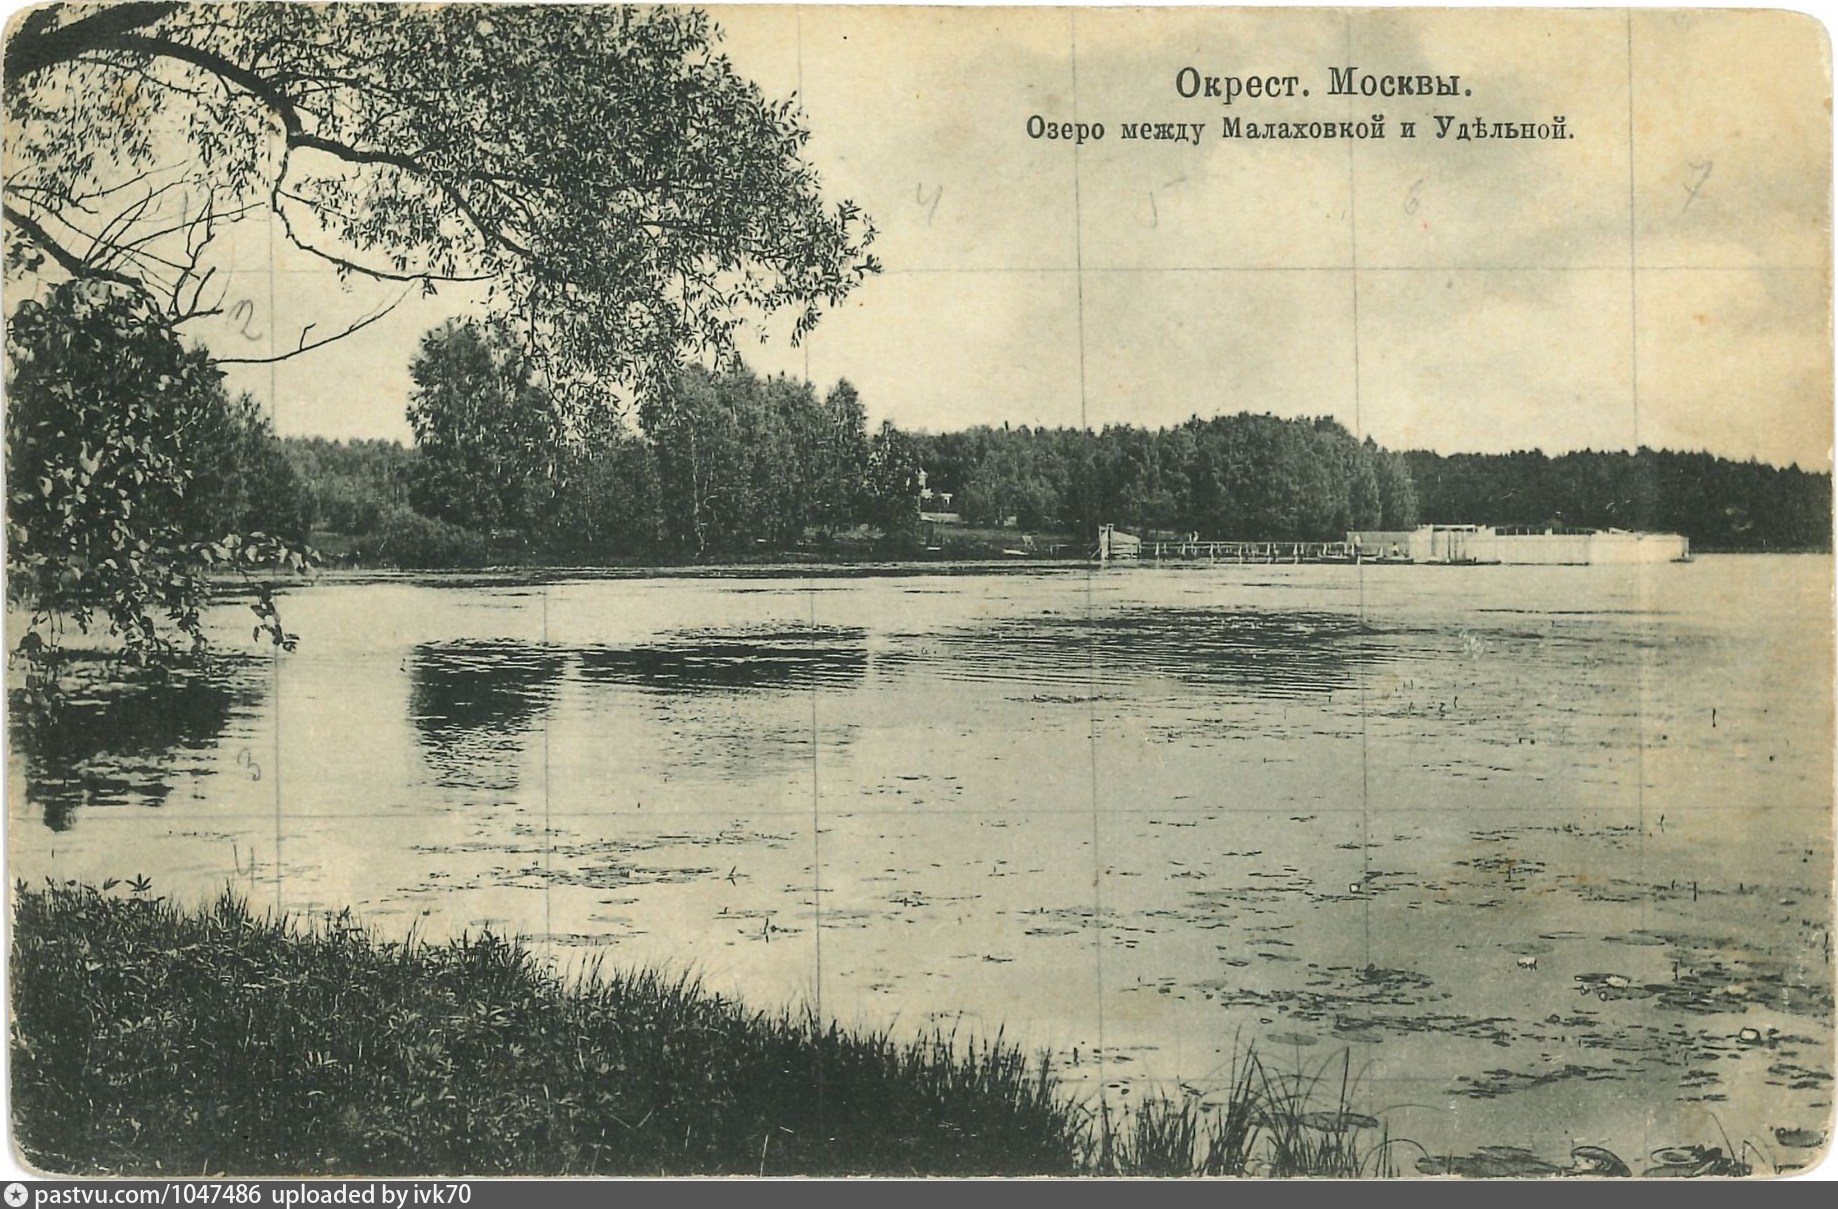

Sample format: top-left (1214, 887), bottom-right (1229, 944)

top-left (8, 555), bottom-right (1833, 1170)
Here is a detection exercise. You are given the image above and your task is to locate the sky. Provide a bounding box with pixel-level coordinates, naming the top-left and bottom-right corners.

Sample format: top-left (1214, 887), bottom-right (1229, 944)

top-left (159, 5), bottom-right (1833, 469)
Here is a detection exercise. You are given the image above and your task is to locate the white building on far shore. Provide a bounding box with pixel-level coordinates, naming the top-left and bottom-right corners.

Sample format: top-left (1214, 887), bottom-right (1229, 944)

top-left (1364, 524), bottom-right (1691, 565)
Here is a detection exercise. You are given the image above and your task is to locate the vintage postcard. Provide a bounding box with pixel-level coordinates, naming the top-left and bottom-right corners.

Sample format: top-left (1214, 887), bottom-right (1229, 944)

top-left (2, 1), bottom-right (1833, 1181)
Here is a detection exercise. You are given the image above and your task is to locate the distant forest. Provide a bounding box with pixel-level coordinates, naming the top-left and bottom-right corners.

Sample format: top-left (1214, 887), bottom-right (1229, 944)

top-left (195, 323), bottom-right (1831, 566)
top-left (266, 423), bottom-right (1830, 568)
top-left (914, 415), bottom-right (1416, 542)
top-left (1402, 449), bottom-right (1833, 552)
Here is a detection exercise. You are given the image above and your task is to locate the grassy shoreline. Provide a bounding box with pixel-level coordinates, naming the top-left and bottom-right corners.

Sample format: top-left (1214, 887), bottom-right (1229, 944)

top-left (8, 884), bottom-right (1769, 1177)
top-left (12, 884), bottom-right (1095, 1176)
top-left (9, 883), bottom-right (1404, 1177)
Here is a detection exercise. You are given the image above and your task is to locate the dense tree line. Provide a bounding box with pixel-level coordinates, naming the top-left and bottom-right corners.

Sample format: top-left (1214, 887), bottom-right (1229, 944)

top-left (277, 327), bottom-right (1430, 565)
top-left (916, 415), bottom-right (1418, 540)
top-left (276, 357), bottom-right (1421, 563)
top-left (267, 359), bottom-right (1833, 566)
top-left (1403, 448), bottom-right (1833, 551)
top-left (280, 439), bottom-right (417, 537)
top-left (237, 318), bottom-right (1831, 566)
top-left (367, 320), bottom-right (921, 562)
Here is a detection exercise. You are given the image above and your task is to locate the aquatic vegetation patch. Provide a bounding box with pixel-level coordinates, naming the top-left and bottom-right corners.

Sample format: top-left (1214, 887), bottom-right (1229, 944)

top-left (1418, 1141), bottom-right (1761, 1179)
top-left (1654, 958), bottom-right (1833, 1019)
top-left (886, 606), bottom-right (1397, 700)
top-left (1454, 1062), bottom-right (1623, 1100)
top-left (1765, 1060), bottom-right (1832, 1091)
top-left (1417, 1144), bottom-right (1569, 1177)
top-left (1190, 961), bottom-right (1518, 1046)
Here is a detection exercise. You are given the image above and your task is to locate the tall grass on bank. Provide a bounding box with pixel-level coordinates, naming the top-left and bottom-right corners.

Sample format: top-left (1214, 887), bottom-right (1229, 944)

top-left (1093, 1047), bottom-right (1389, 1178)
top-left (11, 884), bottom-right (1083, 1175)
top-left (11, 883), bottom-right (1395, 1177)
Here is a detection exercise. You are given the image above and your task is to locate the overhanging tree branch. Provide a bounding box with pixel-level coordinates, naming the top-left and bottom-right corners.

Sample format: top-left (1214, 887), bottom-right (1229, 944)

top-left (1, 202), bottom-right (138, 288)
top-left (283, 134), bottom-right (535, 261)
top-left (82, 34), bottom-right (537, 266)
top-left (92, 32), bottom-right (305, 137)
top-left (7, 4), bottom-right (878, 402)
top-left (3, 3), bottom-right (180, 81)
top-left (213, 286), bottom-right (412, 365)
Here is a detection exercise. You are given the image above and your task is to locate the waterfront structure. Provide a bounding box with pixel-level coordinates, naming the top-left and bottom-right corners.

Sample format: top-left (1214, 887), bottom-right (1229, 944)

top-left (1391, 524), bottom-right (1690, 565)
top-left (1097, 524), bottom-right (1142, 561)
top-left (1100, 523), bottom-right (1690, 565)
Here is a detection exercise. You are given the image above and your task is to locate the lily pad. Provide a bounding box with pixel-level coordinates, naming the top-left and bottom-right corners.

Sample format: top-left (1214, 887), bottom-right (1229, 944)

top-left (1570, 1146), bottom-right (1630, 1176)
top-left (1297, 1110), bottom-right (1380, 1132)
top-left (1774, 1128), bottom-right (1826, 1149)
top-left (1417, 1146), bottom-right (1567, 1178)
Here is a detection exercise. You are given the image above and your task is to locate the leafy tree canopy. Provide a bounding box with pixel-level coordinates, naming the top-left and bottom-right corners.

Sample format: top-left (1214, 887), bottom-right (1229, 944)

top-left (5, 280), bottom-right (305, 693)
top-left (4, 2), bottom-right (879, 407)
top-left (405, 317), bottom-right (557, 534)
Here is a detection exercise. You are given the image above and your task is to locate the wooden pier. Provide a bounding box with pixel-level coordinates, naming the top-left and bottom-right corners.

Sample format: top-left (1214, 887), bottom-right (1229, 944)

top-left (1096, 533), bottom-right (1360, 564)
top-left (1142, 540), bottom-right (1355, 563)
top-left (1094, 524), bottom-right (1691, 567)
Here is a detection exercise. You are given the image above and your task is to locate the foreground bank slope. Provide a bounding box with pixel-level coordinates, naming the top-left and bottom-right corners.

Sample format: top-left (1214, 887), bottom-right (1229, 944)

top-left (9, 884), bottom-right (1085, 1176)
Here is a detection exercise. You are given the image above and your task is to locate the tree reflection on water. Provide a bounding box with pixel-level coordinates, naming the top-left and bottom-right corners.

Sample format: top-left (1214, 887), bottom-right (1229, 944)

top-left (8, 662), bottom-right (257, 831)
top-left (574, 626), bottom-right (869, 693)
top-left (406, 641), bottom-right (565, 795)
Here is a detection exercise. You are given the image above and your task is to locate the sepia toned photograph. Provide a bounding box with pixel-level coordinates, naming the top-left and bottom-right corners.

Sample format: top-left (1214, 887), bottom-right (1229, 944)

top-left (2, 1), bottom-right (1833, 1180)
